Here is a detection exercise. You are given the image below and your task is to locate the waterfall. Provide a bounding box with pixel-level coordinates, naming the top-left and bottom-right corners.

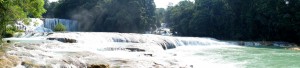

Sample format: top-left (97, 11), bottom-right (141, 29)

top-left (45, 32), bottom-right (232, 50)
top-left (14, 18), bottom-right (53, 33)
top-left (13, 18), bottom-right (78, 33)
top-left (42, 18), bottom-right (78, 31)
top-left (150, 23), bottom-right (173, 36)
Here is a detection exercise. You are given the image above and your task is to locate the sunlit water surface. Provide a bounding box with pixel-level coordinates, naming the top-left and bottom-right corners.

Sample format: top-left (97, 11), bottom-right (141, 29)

top-left (170, 46), bottom-right (300, 68)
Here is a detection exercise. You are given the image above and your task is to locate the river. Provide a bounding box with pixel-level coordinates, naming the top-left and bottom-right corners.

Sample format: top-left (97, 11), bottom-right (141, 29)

top-left (2, 32), bottom-right (300, 68)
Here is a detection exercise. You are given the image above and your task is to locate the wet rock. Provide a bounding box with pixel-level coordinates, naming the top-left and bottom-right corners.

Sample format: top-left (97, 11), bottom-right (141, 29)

top-left (273, 42), bottom-right (294, 47)
top-left (190, 65), bottom-right (194, 68)
top-left (0, 58), bottom-right (14, 68)
top-left (173, 54), bottom-right (177, 56)
top-left (21, 61), bottom-right (40, 68)
top-left (47, 33), bottom-right (54, 36)
top-left (260, 41), bottom-right (273, 46)
top-left (21, 61), bottom-right (52, 68)
top-left (12, 52), bottom-right (34, 57)
top-left (145, 54), bottom-right (153, 56)
top-left (88, 64), bottom-right (110, 68)
top-left (0, 55), bottom-right (19, 68)
top-left (112, 38), bottom-right (126, 42)
top-left (47, 38), bottom-right (77, 43)
top-left (104, 47), bottom-right (126, 51)
top-left (156, 40), bottom-right (177, 50)
top-left (61, 57), bottom-right (87, 68)
top-left (153, 62), bottom-right (164, 68)
top-left (125, 48), bottom-right (145, 52)
top-left (161, 44), bottom-right (167, 50)
top-left (233, 41), bottom-right (296, 47)
top-left (66, 38), bottom-right (77, 43)
top-left (24, 46), bottom-right (37, 50)
top-left (288, 47), bottom-right (300, 51)
top-left (6, 40), bottom-right (11, 43)
top-left (47, 38), bottom-right (56, 40)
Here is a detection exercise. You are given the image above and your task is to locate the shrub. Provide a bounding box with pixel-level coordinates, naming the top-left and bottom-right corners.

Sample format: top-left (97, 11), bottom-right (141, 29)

top-left (4, 30), bottom-right (14, 38)
top-left (23, 19), bottom-right (30, 26)
top-left (54, 23), bottom-right (66, 32)
top-left (3, 25), bottom-right (24, 38)
top-left (3, 26), bottom-right (16, 38)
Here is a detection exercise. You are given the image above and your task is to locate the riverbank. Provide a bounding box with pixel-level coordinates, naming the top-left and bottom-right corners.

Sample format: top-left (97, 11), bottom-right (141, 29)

top-left (227, 41), bottom-right (297, 47)
top-left (0, 43), bottom-right (20, 68)
top-left (226, 41), bottom-right (300, 51)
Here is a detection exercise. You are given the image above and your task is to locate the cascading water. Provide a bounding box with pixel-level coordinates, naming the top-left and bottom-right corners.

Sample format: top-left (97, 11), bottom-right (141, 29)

top-left (43, 18), bottom-right (78, 31)
top-left (14, 18), bottom-right (78, 33)
top-left (3, 32), bottom-right (238, 68)
top-left (15, 18), bottom-right (53, 33)
top-left (151, 23), bottom-right (173, 36)
top-left (4, 32), bottom-right (300, 68)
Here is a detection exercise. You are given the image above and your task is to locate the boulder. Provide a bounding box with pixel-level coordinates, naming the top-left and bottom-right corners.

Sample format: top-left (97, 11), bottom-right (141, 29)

top-left (66, 38), bottom-right (77, 43)
top-left (6, 40), bottom-right (11, 43)
top-left (47, 38), bottom-right (56, 40)
top-left (273, 42), bottom-right (291, 47)
top-left (0, 56), bottom-right (19, 68)
top-left (288, 47), bottom-right (300, 51)
top-left (47, 33), bottom-right (54, 36)
top-left (47, 38), bottom-right (77, 43)
top-left (125, 48), bottom-right (145, 52)
top-left (88, 64), bottom-right (110, 68)
top-left (144, 54), bottom-right (153, 57)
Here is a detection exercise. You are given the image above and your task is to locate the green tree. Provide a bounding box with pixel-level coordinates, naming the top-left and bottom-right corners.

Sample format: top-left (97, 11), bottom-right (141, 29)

top-left (0, 0), bottom-right (46, 43)
top-left (54, 23), bottom-right (66, 32)
top-left (155, 8), bottom-right (166, 25)
top-left (54, 0), bottom-right (157, 33)
top-left (165, 0), bottom-right (195, 36)
top-left (43, 0), bottom-right (59, 18)
top-left (165, 0), bottom-right (300, 43)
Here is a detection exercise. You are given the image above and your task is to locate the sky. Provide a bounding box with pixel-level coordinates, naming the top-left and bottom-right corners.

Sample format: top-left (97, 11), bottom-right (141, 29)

top-left (154, 0), bottom-right (183, 8)
top-left (48, 0), bottom-right (186, 8)
top-left (48, 0), bottom-right (58, 2)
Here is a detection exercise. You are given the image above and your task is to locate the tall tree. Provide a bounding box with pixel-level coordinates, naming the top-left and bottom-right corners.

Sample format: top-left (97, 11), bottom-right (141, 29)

top-left (165, 0), bottom-right (300, 43)
top-left (0, 0), bottom-right (46, 42)
top-left (43, 0), bottom-right (59, 18)
top-left (54, 0), bottom-right (157, 33)
top-left (156, 8), bottom-right (166, 24)
top-left (166, 0), bottom-right (194, 36)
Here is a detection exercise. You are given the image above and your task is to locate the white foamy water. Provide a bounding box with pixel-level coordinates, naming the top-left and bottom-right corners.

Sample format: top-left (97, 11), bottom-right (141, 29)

top-left (4, 32), bottom-right (242, 68)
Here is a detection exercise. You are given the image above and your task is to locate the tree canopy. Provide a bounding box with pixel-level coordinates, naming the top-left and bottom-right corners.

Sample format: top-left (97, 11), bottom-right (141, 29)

top-left (166, 0), bottom-right (300, 43)
top-left (0, 0), bottom-right (46, 42)
top-left (44, 0), bottom-right (300, 43)
top-left (44, 0), bottom-right (158, 33)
